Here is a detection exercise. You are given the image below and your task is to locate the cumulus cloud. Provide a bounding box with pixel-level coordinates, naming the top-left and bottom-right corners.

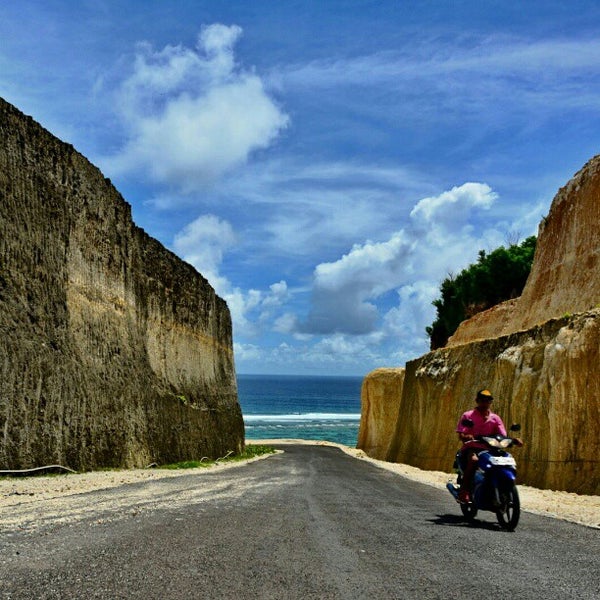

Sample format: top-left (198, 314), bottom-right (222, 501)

top-left (298, 182), bottom-right (499, 337)
top-left (383, 282), bottom-right (439, 350)
top-left (273, 312), bottom-right (298, 335)
top-left (261, 281), bottom-right (290, 310)
top-left (104, 24), bottom-right (289, 191)
top-left (173, 214), bottom-right (236, 291)
top-left (410, 182), bottom-right (496, 229)
top-left (218, 280), bottom-right (295, 338)
top-left (173, 214), bottom-right (293, 338)
top-left (233, 342), bottom-right (262, 363)
top-left (233, 331), bottom-right (393, 375)
top-left (299, 232), bottom-right (414, 335)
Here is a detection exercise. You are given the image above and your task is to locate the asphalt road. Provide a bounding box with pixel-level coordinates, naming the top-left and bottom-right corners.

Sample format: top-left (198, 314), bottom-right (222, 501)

top-left (1, 444), bottom-right (598, 599)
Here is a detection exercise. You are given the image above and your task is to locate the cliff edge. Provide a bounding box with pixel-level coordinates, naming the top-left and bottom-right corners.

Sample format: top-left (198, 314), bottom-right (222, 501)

top-left (0, 97), bottom-right (244, 470)
top-left (358, 157), bottom-right (600, 494)
top-left (449, 155), bottom-right (600, 346)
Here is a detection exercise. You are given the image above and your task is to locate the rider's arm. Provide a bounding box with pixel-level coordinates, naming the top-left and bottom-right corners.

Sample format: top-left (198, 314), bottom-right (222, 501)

top-left (458, 431), bottom-right (474, 442)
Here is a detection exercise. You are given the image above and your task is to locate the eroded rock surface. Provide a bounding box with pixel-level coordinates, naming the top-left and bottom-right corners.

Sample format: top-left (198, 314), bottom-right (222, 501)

top-left (449, 155), bottom-right (600, 346)
top-left (0, 98), bottom-right (244, 470)
top-left (357, 368), bottom-right (404, 460)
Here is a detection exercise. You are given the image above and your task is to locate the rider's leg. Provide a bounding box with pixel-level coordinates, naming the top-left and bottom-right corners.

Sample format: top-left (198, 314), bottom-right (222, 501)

top-left (459, 452), bottom-right (478, 502)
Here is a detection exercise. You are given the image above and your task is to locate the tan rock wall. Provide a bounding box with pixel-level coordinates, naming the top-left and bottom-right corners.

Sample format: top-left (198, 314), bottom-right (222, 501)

top-left (382, 311), bottom-right (600, 495)
top-left (357, 368), bottom-right (404, 460)
top-left (0, 97), bottom-right (244, 470)
top-left (513, 156), bottom-right (600, 332)
top-left (449, 155), bottom-right (600, 346)
top-left (447, 298), bottom-right (518, 347)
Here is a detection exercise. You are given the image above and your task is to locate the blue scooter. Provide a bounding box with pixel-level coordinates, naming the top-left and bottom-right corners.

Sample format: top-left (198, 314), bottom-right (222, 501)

top-left (447, 422), bottom-right (522, 530)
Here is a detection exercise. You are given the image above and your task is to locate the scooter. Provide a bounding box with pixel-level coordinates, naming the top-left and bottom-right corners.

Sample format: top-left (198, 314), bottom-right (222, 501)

top-left (446, 423), bottom-right (522, 530)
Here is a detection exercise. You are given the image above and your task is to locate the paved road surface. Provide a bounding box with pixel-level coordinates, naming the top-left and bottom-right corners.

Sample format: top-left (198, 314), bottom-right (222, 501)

top-left (1, 444), bottom-right (598, 599)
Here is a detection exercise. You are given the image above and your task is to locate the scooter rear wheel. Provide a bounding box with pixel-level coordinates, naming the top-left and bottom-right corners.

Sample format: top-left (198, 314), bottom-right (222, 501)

top-left (460, 502), bottom-right (478, 521)
top-left (495, 485), bottom-right (520, 530)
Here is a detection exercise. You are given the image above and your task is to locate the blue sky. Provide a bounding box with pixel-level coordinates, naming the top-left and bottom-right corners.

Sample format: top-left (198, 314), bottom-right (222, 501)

top-left (2, 1), bottom-right (600, 376)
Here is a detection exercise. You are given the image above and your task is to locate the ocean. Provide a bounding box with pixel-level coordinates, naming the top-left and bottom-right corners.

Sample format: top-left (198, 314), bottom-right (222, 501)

top-left (237, 374), bottom-right (363, 447)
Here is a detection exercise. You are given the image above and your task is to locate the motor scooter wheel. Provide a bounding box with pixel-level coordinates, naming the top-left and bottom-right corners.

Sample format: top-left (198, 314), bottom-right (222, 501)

top-left (495, 485), bottom-right (520, 531)
top-left (460, 501), bottom-right (478, 521)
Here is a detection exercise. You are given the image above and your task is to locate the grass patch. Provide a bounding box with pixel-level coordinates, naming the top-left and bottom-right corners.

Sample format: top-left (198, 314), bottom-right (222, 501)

top-left (158, 444), bottom-right (276, 470)
top-left (0, 447), bottom-right (278, 478)
top-left (231, 444), bottom-right (277, 460)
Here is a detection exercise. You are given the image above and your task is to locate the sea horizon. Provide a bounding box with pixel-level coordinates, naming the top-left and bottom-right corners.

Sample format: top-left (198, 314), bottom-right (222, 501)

top-left (237, 373), bottom-right (363, 447)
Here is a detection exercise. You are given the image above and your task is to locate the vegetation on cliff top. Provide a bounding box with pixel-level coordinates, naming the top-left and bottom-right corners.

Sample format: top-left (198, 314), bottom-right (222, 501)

top-left (426, 236), bottom-right (537, 349)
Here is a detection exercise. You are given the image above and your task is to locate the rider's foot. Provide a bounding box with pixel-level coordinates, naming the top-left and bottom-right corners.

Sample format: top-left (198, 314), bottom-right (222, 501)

top-left (459, 489), bottom-right (471, 503)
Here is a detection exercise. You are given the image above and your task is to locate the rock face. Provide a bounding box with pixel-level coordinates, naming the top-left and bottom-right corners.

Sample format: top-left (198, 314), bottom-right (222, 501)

top-left (357, 368), bottom-right (404, 460)
top-left (386, 312), bottom-right (600, 494)
top-left (449, 156), bottom-right (600, 346)
top-left (358, 157), bottom-right (600, 495)
top-left (0, 97), bottom-right (244, 470)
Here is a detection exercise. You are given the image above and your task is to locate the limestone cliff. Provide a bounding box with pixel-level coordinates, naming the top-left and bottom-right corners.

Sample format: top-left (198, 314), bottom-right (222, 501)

top-left (0, 97), bottom-right (244, 470)
top-left (385, 312), bottom-right (600, 494)
top-left (357, 368), bottom-right (404, 459)
top-left (449, 155), bottom-right (600, 346)
top-left (358, 157), bottom-right (600, 495)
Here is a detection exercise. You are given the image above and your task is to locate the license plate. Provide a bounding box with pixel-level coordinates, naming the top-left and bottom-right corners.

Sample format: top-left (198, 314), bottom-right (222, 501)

top-left (489, 456), bottom-right (516, 467)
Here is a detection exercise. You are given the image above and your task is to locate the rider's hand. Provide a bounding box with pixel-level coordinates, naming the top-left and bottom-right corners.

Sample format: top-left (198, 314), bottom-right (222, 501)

top-left (512, 437), bottom-right (524, 447)
top-left (460, 433), bottom-right (474, 442)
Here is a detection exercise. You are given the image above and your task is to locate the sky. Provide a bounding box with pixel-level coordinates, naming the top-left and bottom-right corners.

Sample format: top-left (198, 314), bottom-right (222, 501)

top-left (2, 1), bottom-right (600, 376)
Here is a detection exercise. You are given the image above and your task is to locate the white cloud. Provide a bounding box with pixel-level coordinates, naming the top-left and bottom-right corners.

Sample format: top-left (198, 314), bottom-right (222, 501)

top-left (262, 192), bottom-right (406, 259)
top-left (199, 23), bottom-right (242, 70)
top-left (383, 281), bottom-right (439, 355)
top-left (225, 288), bottom-right (263, 336)
top-left (273, 312), bottom-right (298, 334)
top-left (172, 214), bottom-right (236, 289)
top-left (233, 332), bottom-right (389, 375)
top-left (313, 233), bottom-right (413, 294)
top-left (172, 214), bottom-right (295, 338)
top-left (410, 182), bottom-right (496, 227)
top-left (104, 24), bottom-right (289, 191)
top-left (299, 232), bottom-right (413, 335)
top-left (274, 36), bottom-right (600, 138)
top-left (279, 37), bottom-right (600, 93)
top-left (261, 281), bottom-right (290, 309)
top-left (298, 182), bottom-right (500, 337)
top-left (233, 342), bottom-right (262, 362)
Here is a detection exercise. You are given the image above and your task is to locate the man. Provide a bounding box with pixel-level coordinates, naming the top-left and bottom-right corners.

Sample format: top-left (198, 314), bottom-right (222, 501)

top-left (455, 389), bottom-right (522, 503)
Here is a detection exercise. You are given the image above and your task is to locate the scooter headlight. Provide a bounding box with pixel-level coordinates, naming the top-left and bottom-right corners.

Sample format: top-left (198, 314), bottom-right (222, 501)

top-left (482, 436), bottom-right (512, 449)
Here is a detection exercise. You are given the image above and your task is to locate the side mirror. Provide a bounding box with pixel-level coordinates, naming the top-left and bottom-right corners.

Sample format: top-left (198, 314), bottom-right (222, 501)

top-left (461, 418), bottom-right (474, 428)
top-left (510, 423), bottom-right (521, 432)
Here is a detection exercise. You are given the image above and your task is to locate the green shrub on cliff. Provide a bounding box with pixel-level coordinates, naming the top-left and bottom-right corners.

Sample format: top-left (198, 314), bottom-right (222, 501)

top-left (426, 236), bottom-right (537, 349)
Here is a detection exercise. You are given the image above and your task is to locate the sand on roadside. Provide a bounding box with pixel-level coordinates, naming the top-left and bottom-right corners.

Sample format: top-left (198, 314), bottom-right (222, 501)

top-left (0, 439), bottom-right (597, 530)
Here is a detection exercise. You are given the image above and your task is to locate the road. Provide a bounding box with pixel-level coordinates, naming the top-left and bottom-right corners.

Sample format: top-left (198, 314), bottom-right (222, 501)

top-left (1, 444), bottom-right (598, 599)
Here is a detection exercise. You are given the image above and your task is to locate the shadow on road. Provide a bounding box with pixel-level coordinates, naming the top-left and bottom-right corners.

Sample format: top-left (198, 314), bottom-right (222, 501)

top-left (428, 514), bottom-right (502, 531)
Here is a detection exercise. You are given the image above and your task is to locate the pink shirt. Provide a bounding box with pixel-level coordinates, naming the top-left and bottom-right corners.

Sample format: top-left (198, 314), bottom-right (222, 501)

top-left (456, 408), bottom-right (507, 437)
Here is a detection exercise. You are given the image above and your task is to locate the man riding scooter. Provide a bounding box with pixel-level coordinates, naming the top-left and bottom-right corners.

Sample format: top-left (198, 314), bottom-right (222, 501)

top-left (456, 389), bottom-right (523, 503)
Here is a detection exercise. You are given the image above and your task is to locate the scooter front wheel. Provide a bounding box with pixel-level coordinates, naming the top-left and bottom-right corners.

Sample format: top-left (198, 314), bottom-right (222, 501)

top-left (495, 485), bottom-right (520, 530)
